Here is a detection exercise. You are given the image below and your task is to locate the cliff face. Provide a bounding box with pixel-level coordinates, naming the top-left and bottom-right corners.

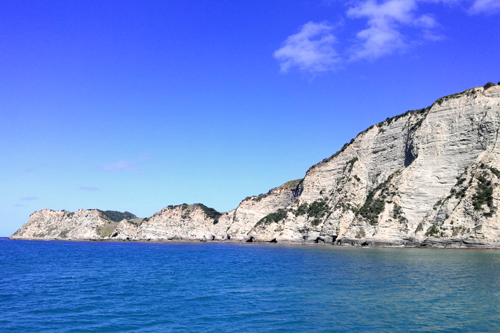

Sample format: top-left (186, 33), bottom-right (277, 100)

top-left (11, 83), bottom-right (500, 247)
top-left (112, 204), bottom-right (223, 241)
top-left (10, 209), bottom-right (119, 240)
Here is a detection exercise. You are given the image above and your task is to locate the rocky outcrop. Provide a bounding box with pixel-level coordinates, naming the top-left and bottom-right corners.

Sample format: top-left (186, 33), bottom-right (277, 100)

top-left (10, 83), bottom-right (500, 248)
top-left (10, 209), bottom-right (119, 240)
top-left (112, 203), bottom-right (222, 241)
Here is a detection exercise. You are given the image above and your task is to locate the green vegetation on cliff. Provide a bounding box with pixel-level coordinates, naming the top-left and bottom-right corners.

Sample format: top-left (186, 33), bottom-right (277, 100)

top-left (257, 209), bottom-right (287, 226)
top-left (102, 211), bottom-right (137, 222)
top-left (168, 203), bottom-right (222, 224)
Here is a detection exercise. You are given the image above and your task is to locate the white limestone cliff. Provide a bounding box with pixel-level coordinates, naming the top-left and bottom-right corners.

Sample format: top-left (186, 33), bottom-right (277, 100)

top-left (10, 83), bottom-right (500, 248)
top-left (10, 209), bottom-right (118, 240)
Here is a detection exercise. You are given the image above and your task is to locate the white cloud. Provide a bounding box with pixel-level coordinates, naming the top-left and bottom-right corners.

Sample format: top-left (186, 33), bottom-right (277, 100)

top-left (347, 0), bottom-right (439, 60)
top-left (469, 0), bottom-right (500, 14)
top-left (275, 0), bottom-right (498, 73)
top-left (97, 160), bottom-right (138, 172)
top-left (414, 14), bottom-right (438, 28)
top-left (348, 0), bottom-right (417, 24)
top-left (273, 21), bottom-right (340, 73)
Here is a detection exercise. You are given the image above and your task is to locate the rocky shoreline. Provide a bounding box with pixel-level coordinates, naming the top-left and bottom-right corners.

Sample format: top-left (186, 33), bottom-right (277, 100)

top-left (9, 234), bottom-right (500, 250)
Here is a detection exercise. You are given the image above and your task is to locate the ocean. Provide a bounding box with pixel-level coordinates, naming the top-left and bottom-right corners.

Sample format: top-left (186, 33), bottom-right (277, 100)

top-left (1, 239), bottom-right (500, 332)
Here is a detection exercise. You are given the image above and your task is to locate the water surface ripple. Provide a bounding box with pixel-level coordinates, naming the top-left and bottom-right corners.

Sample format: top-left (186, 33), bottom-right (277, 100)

top-left (1, 240), bottom-right (500, 332)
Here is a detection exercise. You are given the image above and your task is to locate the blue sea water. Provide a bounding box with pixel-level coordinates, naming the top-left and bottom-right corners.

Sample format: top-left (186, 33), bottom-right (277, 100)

top-left (1, 240), bottom-right (500, 332)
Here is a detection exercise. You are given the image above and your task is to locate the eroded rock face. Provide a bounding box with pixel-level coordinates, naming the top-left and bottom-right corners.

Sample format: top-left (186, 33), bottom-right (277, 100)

top-left (11, 84), bottom-right (500, 247)
top-left (225, 179), bottom-right (302, 241)
top-left (119, 204), bottom-right (220, 241)
top-left (10, 209), bottom-right (118, 240)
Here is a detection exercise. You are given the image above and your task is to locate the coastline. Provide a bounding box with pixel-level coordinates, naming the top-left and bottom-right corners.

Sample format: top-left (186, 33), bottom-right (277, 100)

top-left (6, 236), bottom-right (500, 250)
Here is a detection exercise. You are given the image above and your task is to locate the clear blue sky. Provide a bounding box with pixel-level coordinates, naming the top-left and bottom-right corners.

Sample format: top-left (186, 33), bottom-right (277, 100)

top-left (1, 0), bottom-right (499, 236)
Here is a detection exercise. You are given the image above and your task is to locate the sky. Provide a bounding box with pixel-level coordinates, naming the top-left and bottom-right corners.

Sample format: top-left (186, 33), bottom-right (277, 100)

top-left (1, 0), bottom-right (499, 236)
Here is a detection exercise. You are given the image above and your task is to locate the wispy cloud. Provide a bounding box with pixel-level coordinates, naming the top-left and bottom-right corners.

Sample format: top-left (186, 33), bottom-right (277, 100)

top-left (273, 21), bottom-right (340, 73)
top-left (469, 0), bottom-right (500, 14)
top-left (274, 0), bottom-right (497, 73)
top-left (97, 160), bottom-right (138, 173)
top-left (347, 0), bottom-right (438, 60)
top-left (79, 186), bottom-right (100, 191)
top-left (20, 196), bottom-right (38, 201)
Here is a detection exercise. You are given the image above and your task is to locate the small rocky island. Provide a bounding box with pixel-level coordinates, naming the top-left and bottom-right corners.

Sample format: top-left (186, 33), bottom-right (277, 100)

top-left (11, 83), bottom-right (500, 248)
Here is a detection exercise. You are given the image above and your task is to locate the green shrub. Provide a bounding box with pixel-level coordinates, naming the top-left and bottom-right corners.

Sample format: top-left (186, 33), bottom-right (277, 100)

top-left (253, 192), bottom-right (270, 202)
top-left (358, 187), bottom-right (388, 225)
top-left (257, 209), bottom-right (287, 226)
top-left (411, 118), bottom-right (424, 131)
top-left (490, 167), bottom-right (500, 178)
top-left (198, 204), bottom-right (222, 222)
top-left (311, 218), bottom-right (322, 226)
top-left (359, 196), bottom-right (385, 225)
top-left (392, 203), bottom-right (407, 224)
top-left (433, 199), bottom-right (442, 210)
top-left (426, 225), bottom-right (439, 236)
top-left (282, 179), bottom-right (303, 190)
top-left (484, 82), bottom-right (497, 90)
top-left (357, 172), bottom-right (400, 225)
top-left (345, 157), bottom-right (358, 173)
top-left (295, 203), bottom-right (308, 216)
top-left (102, 210), bottom-right (137, 222)
top-left (472, 174), bottom-right (494, 212)
top-left (307, 200), bottom-right (329, 218)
